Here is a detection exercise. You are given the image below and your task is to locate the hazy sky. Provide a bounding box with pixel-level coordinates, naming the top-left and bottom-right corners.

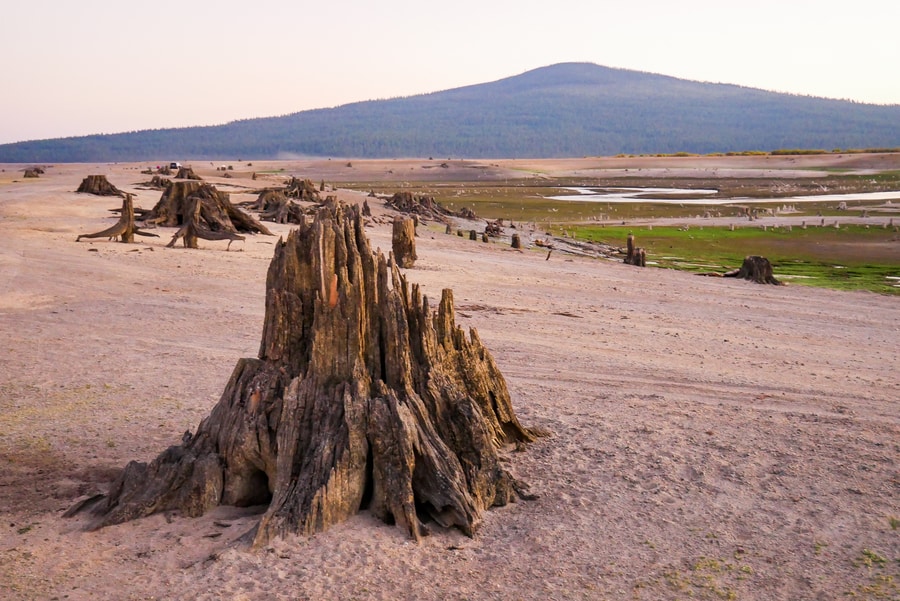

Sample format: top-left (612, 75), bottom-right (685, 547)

top-left (2, 0), bottom-right (898, 144)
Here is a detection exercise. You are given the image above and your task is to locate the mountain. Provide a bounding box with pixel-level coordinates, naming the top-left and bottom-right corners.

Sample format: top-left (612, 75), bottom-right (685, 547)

top-left (2, 62), bottom-right (900, 162)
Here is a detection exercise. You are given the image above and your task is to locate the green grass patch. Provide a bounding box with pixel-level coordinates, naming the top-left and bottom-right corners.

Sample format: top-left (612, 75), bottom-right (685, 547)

top-left (339, 178), bottom-right (900, 294)
top-left (570, 224), bottom-right (900, 295)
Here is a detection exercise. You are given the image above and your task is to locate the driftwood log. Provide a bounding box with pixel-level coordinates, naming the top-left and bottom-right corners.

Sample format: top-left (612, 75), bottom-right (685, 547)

top-left (76, 194), bottom-right (159, 243)
top-left (78, 203), bottom-right (537, 546)
top-left (76, 175), bottom-right (124, 197)
top-left (392, 216), bottom-right (417, 268)
top-left (724, 255), bottom-right (782, 285)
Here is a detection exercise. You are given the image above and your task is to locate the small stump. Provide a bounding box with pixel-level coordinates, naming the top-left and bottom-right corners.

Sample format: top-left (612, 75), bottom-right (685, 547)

top-left (624, 233), bottom-right (646, 267)
top-left (77, 175), bottom-right (124, 197)
top-left (724, 255), bottom-right (782, 285)
top-left (392, 216), bottom-right (417, 268)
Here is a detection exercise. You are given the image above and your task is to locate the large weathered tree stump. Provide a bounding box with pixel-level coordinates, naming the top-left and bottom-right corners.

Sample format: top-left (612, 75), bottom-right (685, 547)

top-left (386, 192), bottom-right (476, 223)
top-left (76, 175), bottom-right (124, 197)
top-left (392, 216), bottom-right (417, 268)
top-left (511, 233), bottom-right (522, 249)
top-left (724, 255), bottom-right (782, 285)
top-left (284, 177), bottom-right (321, 201)
top-left (76, 194), bottom-right (159, 243)
top-left (145, 181), bottom-right (273, 240)
top-left (80, 203), bottom-right (537, 545)
top-left (174, 166), bottom-right (202, 180)
top-left (165, 197), bottom-right (246, 250)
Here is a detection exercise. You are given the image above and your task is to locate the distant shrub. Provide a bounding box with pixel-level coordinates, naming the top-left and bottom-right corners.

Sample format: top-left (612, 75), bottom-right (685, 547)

top-left (770, 149), bottom-right (828, 155)
top-left (843, 147), bottom-right (900, 154)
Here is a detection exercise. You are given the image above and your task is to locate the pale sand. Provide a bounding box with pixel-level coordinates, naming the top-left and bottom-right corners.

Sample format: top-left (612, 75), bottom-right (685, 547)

top-left (0, 161), bottom-right (898, 600)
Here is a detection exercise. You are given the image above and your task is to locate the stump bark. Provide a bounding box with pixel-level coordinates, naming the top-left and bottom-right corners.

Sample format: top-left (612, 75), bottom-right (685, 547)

top-left (724, 255), bottom-right (782, 285)
top-left (76, 175), bottom-right (124, 197)
top-left (165, 197), bottom-right (247, 250)
top-left (284, 177), bottom-right (322, 201)
top-left (81, 203), bottom-right (537, 545)
top-left (385, 192), bottom-right (475, 222)
top-left (76, 194), bottom-right (158, 243)
top-left (174, 166), bottom-right (202, 180)
top-left (511, 233), bottom-right (522, 249)
top-left (146, 181), bottom-right (273, 239)
top-left (624, 233), bottom-right (646, 267)
top-left (392, 216), bottom-right (417, 268)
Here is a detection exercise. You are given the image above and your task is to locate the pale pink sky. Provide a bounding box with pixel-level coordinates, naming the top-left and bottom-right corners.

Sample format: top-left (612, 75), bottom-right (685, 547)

top-left (1, 0), bottom-right (898, 144)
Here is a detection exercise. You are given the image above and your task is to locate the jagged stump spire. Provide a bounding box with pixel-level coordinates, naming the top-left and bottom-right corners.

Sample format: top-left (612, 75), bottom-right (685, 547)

top-left (84, 203), bottom-right (536, 545)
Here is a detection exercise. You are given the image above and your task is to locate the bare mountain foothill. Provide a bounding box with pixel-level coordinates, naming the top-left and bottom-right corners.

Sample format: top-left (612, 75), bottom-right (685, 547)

top-left (1, 157), bottom-right (898, 600)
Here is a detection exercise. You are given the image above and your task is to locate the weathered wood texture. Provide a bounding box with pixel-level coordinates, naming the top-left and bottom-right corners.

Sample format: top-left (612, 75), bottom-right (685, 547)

top-left (244, 189), bottom-right (327, 225)
top-left (624, 233), bottom-right (646, 267)
top-left (76, 194), bottom-right (158, 243)
top-left (84, 203), bottom-right (536, 545)
top-left (76, 175), bottom-right (124, 197)
top-left (174, 166), bottom-right (202, 180)
top-left (392, 216), bottom-right (417, 268)
top-left (145, 181), bottom-right (273, 245)
top-left (724, 255), bottom-right (782, 285)
top-left (385, 192), bottom-right (477, 223)
top-left (284, 177), bottom-right (322, 201)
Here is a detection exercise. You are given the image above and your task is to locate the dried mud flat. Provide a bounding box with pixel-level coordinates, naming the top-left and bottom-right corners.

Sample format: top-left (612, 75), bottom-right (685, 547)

top-left (1, 161), bottom-right (898, 600)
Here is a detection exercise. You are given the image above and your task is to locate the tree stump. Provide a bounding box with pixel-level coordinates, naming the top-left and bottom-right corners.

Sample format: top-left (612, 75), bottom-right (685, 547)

top-left (76, 194), bottom-right (159, 243)
top-left (392, 216), bottom-right (417, 268)
top-left (145, 181), bottom-right (273, 237)
top-left (284, 177), bottom-right (321, 201)
top-left (174, 166), bottom-right (202, 180)
top-left (469, 230), bottom-right (477, 241)
top-left (79, 203), bottom-right (537, 545)
top-left (623, 233), bottom-right (646, 267)
top-left (246, 190), bottom-right (314, 225)
top-left (724, 255), bottom-right (782, 285)
top-left (511, 233), bottom-right (522, 249)
top-left (165, 197), bottom-right (246, 250)
top-left (76, 175), bottom-right (124, 197)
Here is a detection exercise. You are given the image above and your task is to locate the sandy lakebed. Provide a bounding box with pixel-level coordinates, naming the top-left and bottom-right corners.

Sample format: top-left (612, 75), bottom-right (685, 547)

top-left (0, 158), bottom-right (898, 600)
